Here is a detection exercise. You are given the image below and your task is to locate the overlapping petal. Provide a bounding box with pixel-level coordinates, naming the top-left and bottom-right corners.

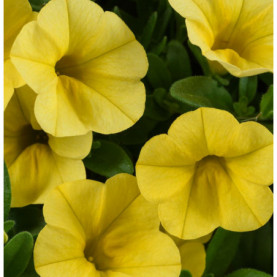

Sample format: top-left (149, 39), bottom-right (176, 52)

top-left (4, 86), bottom-right (92, 207)
top-left (34, 174), bottom-right (181, 277)
top-left (11, 0), bottom-right (148, 137)
top-left (4, 0), bottom-right (34, 108)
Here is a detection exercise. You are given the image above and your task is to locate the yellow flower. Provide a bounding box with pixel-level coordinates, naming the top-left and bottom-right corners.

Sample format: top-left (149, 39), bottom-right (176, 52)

top-left (4, 86), bottom-right (92, 207)
top-left (10, 0), bottom-right (148, 137)
top-left (34, 174), bottom-right (181, 277)
top-left (168, 0), bottom-right (273, 77)
top-left (136, 108), bottom-right (273, 239)
top-left (4, 0), bottom-right (35, 109)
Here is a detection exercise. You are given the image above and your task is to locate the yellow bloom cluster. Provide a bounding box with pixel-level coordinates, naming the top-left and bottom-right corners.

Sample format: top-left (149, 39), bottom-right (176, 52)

top-left (4, 0), bottom-right (273, 276)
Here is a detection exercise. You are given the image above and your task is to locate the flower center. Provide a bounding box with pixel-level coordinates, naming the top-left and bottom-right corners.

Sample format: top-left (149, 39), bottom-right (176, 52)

top-left (55, 55), bottom-right (79, 78)
top-left (195, 155), bottom-right (226, 174)
top-left (22, 125), bottom-right (49, 149)
top-left (33, 129), bottom-right (48, 144)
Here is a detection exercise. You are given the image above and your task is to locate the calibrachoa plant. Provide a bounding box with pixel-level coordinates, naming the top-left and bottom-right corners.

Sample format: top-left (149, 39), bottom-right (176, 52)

top-left (3, 0), bottom-right (273, 277)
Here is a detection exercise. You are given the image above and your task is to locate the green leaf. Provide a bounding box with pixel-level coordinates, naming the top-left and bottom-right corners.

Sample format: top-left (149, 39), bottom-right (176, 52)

top-left (140, 12), bottom-right (158, 49)
top-left (9, 206), bottom-right (45, 237)
top-left (28, 0), bottom-right (49, 11)
top-left (226, 269), bottom-right (272, 277)
top-left (155, 2), bottom-right (173, 41)
top-left (260, 85), bottom-right (273, 120)
top-left (109, 116), bottom-right (157, 145)
top-left (170, 76), bottom-right (233, 111)
top-left (4, 163), bottom-right (11, 221)
top-left (205, 228), bottom-right (241, 277)
top-left (188, 41), bottom-right (211, 75)
top-left (21, 253), bottom-right (39, 277)
top-left (166, 40), bottom-right (192, 81)
top-left (4, 220), bottom-right (15, 233)
top-left (144, 95), bottom-right (171, 121)
top-left (147, 53), bottom-right (172, 89)
top-left (84, 140), bottom-right (134, 178)
top-left (233, 96), bottom-right (255, 117)
top-left (151, 36), bottom-right (168, 56)
top-left (239, 76), bottom-right (257, 104)
top-left (259, 73), bottom-right (273, 86)
top-left (4, 232), bottom-right (34, 277)
top-left (180, 270), bottom-right (192, 277)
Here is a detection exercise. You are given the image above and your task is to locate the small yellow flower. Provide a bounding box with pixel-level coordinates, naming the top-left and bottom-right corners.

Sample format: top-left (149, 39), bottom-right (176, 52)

top-left (4, 86), bottom-right (92, 207)
top-left (169, 0), bottom-right (273, 77)
top-left (34, 174), bottom-right (181, 277)
top-left (136, 108), bottom-right (273, 239)
top-left (10, 0), bottom-right (148, 137)
top-left (4, 0), bottom-right (35, 109)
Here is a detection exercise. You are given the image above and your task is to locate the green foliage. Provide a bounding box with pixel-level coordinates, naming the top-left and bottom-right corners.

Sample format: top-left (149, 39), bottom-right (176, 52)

top-left (4, 220), bottom-right (15, 233)
top-left (9, 206), bottom-right (45, 237)
top-left (84, 140), bottom-right (134, 178)
top-left (140, 12), bottom-right (158, 49)
top-left (28, 0), bottom-right (49, 11)
top-left (239, 76), bottom-right (257, 104)
top-left (4, 232), bottom-right (34, 277)
top-left (166, 40), bottom-right (192, 81)
top-left (4, 163), bottom-right (11, 221)
top-left (180, 270), bottom-right (192, 277)
top-left (204, 228), bottom-right (241, 277)
top-left (260, 85), bottom-right (273, 120)
top-left (170, 76), bottom-right (233, 111)
top-left (147, 53), bottom-right (172, 89)
top-left (226, 269), bottom-right (272, 277)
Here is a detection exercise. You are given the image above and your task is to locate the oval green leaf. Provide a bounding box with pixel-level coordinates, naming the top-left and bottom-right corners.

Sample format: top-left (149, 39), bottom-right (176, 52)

top-left (170, 76), bottom-right (233, 111)
top-left (4, 231), bottom-right (34, 277)
top-left (226, 269), bottom-right (272, 277)
top-left (84, 140), bottom-right (134, 178)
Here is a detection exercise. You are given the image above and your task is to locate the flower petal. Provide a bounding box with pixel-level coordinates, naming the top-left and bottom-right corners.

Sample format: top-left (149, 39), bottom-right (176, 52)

top-left (226, 144), bottom-right (273, 186)
top-left (158, 176), bottom-right (220, 240)
top-left (218, 171), bottom-right (273, 231)
top-left (14, 85), bottom-right (41, 130)
top-left (179, 242), bottom-right (206, 277)
top-left (9, 144), bottom-right (86, 207)
top-left (34, 225), bottom-right (86, 270)
top-left (35, 76), bottom-right (145, 136)
top-left (48, 132), bottom-right (92, 159)
top-left (168, 108), bottom-right (209, 161)
top-left (95, 232), bottom-right (181, 276)
top-left (200, 107), bottom-right (239, 156)
top-left (136, 134), bottom-right (195, 203)
top-left (225, 121), bottom-right (273, 157)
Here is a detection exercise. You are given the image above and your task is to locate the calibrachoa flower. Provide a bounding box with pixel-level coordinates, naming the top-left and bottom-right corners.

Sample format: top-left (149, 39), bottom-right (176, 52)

top-left (4, 0), bottom-right (35, 109)
top-left (136, 108), bottom-right (273, 239)
top-left (168, 0), bottom-right (273, 77)
top-left (4, 86), bottom-right (92, 207)
top-left (34, 174), bottom-right (181, 277)
top-left (11, 0), bottom-right (148, 137)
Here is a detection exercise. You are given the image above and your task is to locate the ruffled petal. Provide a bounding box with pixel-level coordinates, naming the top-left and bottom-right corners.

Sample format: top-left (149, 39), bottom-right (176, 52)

top-left (218, 170), bottom-right (273, 231)
top-left (168, 108), bottom-right (209, 161)
top-left (137, 134), bottom-right (195, 203)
